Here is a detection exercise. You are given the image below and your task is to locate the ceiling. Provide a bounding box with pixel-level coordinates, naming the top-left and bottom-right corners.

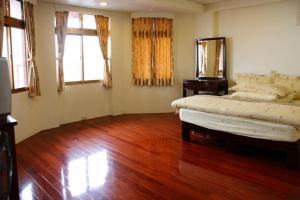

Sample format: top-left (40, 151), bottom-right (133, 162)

top-left (41, 0), bottom-right (226, 13)
top-left (189, 0), bottom-right (224, 4)
top-left (40, 0), bottom-right (284, 13)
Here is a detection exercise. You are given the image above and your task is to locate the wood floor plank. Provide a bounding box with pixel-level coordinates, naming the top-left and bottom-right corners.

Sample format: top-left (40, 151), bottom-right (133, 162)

top-left (16, 114), bottom-right (300, 200)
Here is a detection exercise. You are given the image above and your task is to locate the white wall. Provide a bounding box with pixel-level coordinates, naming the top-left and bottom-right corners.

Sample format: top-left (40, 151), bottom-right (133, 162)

top-left (12, 2), bottom-right (197, 143)
top-left (196, 0), bottom-right (300, 79)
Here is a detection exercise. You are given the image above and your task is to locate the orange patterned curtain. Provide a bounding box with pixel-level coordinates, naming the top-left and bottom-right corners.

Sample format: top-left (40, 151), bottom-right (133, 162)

top-left (24, 2), bottom-right (41, 96)
top-left (0, 0), bottom-right (4, 56)
top-left (55, 11), bottom-right (69, 92)
top-left (153, 18), bottom-right (173, 86)
top-left (95, 15), bottom-right (112, 88)
top-left (132, 18), bottom-right (153, 86)
top-left (132, 18), bottom-right (173, 86)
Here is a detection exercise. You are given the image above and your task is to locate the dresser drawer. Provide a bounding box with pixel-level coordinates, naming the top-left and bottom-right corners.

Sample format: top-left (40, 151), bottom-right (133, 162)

top-left (183, 79), bottom-right (228, 97)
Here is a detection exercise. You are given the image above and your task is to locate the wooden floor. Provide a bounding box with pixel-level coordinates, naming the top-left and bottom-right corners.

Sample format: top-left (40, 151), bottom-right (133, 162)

top-left (16, 114), bottom-right (300, 200)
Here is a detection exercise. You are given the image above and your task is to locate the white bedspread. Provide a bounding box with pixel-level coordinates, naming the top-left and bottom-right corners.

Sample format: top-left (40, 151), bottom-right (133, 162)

top-left (171, 95), bottom-right (300, 128)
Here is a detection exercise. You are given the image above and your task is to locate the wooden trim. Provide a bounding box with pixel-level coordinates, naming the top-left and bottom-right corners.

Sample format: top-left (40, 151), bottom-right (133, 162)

top-left (12, 87), bottom-right (28, 94)
top-left (67, 28), bottom-right (97, 36)
top-left (196, 37), bottom-right (226, 42)
top-left (4, 16), bottom-right (25, 29)
top-left (54, 28), bottom-right (97, 36)
top-left (65, 80), bottom-right (101, 85)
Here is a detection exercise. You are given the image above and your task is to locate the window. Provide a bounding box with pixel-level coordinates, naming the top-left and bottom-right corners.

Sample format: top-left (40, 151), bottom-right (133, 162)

top-left (132, 18), bottom-right (173, 86)
top-left (1, 0), bottom-right (27, 91)
top-left (56, 12), bottom-right (109, 84)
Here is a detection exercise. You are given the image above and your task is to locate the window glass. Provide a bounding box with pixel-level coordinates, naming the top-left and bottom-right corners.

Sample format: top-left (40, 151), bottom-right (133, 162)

top-left (68, 12), bottom-right (80, 28)
top-left (63, 35), bottom-right (82, 82)
top-left (2, 28), bottom-right (9, 58)
top-left (83, 15), bottom-right (96, 29)
top-left (9, 0), bottom-right (23, 20)
top-left (11, 28), bottom-right (27, 88)
top-left (83, 36), bottom-right (103, 81)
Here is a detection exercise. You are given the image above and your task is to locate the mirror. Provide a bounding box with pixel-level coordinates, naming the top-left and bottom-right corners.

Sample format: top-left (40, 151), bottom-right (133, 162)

top-left (196, 37), bottom-right (226, 79)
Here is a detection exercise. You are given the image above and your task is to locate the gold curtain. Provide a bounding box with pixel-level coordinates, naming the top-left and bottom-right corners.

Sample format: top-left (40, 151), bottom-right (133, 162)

top-left (153, 18), bottom-right (173, 86)
top-left (132, 18), bottom-right (153, 86)
top-left (95, 15), bottom-right (112, 88)
top-left (24, 2), bottom-right (41, 97)
top-left (0, 0), bottom-right (4, 56)
top-left (132, 18), bottom-right (173, 86)
top-left (55, 11), bottom-right (69, 92)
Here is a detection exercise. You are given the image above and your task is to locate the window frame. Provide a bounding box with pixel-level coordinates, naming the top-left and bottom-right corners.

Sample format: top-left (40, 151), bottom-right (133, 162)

top-left (3, 0), bottom-right (28, 93)
top-left (56, 12), bottom-right (104, 85)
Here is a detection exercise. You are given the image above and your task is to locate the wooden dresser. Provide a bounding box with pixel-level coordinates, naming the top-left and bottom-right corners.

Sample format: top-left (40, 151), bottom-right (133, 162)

top-left (0, 116), bottom-right (19, 200)
top-left (183, 78), bottom-right (228, 97)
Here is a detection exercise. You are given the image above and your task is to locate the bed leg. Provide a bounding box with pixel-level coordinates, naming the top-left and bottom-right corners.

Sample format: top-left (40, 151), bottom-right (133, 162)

top-left (286, 144), bottom-right (300, 170)
top-left (182, 122), bottom-right (191, 142)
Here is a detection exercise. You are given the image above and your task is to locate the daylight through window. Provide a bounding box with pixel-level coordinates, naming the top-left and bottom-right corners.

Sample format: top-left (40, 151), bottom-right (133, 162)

top-left (56, 12), bottom-right (110, 84)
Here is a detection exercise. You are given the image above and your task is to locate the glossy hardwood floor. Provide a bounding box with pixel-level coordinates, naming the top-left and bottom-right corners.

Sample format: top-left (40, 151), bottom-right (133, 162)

top-left (16, 114), bottom-right (300, 200)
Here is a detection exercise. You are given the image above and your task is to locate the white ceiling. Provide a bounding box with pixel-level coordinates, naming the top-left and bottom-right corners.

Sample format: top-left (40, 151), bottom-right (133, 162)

top-left (188, 0), bottom-right (224, 4)
top-left (41, 0), bottom-right (226, 13)
top-left (40, 0), bottom-right (284, 13)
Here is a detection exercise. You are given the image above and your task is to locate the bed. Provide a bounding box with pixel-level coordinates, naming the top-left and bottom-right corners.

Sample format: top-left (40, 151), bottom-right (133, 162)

top-left (172, 74), bottom-right (300, 169)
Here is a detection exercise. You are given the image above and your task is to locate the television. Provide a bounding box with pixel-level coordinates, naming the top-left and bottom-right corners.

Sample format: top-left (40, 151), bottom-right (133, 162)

top-left (0, 57), bottom-right (11, 123)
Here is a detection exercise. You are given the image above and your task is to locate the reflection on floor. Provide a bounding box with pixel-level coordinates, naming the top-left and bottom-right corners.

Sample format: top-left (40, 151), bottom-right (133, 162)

top-left (16, 114), bottom-right (300, 200)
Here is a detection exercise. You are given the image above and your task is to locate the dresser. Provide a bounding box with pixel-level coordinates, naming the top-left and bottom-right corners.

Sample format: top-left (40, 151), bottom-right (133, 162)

top-left (185, 37), bottom-right (228, 97)
top-left (0, 116), bottom-right (19, 200)
top-left (183, 78), bottom-right (228, 97)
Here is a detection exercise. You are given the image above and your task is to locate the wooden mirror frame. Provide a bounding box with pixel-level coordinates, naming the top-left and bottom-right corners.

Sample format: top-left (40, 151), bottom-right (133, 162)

top-left (195, 37), bottom-right (226, 80)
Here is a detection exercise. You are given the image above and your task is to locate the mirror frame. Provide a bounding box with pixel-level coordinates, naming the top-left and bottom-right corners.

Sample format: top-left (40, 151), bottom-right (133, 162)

top-left (195, 37), bottom-right (226, 80)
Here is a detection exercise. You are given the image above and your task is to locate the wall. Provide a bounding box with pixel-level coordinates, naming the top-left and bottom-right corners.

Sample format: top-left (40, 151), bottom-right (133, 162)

top-left (12, 2), bottom-right (198, 143)
top-left (196, 0), bottom-right (300, 79)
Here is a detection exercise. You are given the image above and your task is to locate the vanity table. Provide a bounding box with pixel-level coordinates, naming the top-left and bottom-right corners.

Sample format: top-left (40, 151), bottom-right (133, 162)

top-left (183, 37), bottom-right (228, 97)
top-left (183, 78), bottom-right (228, 97)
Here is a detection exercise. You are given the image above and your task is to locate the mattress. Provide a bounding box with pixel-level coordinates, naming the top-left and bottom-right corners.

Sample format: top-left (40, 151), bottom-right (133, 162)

top-left (179, 108), bottom-right (300, 142)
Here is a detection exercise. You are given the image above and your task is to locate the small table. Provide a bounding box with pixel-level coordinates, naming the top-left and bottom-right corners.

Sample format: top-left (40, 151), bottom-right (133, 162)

top-left (183, 78), bottom-right (228, 97)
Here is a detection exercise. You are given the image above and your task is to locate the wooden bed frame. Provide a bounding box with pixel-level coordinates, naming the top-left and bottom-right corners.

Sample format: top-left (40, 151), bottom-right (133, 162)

top-left (182, 121), bottom-right (300, 169)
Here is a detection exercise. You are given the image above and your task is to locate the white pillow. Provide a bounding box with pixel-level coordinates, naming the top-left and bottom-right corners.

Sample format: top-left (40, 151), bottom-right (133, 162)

top-left (230, 83), bottom-right (290, 97)
top-left (231, 91), bottom-right (277, 102)
top-left (231, 91), bottom-right (296, 103)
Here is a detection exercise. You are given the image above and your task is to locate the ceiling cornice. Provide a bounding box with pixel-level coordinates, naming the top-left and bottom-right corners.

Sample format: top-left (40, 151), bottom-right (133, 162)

top-left (148, 0), bottom-right (204, 13)
top-left (38, 0), bottom-right (204, 13)
top-left (205, 0), bottom-right (286, 12)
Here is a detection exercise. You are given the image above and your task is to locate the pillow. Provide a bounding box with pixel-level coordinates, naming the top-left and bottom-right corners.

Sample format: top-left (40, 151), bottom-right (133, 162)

top-left (231, 91), bottom-right (296, 103)
top-left (230, 83), bottom-right (289, 97)
top-left (275, 74), bottom-right (300, 100)
top-left (276, 92), bottom-right (296, 103)
top-left (231, 91), bottom-right (277, 102)
top-left (235, 73), bottom-right (274, 84)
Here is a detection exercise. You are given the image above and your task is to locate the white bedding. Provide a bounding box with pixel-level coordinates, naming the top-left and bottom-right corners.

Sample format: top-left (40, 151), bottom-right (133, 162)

top-left (180, 109), bottom-right (300, 142)
top-left (172, 95), bottom-right (300, 128)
